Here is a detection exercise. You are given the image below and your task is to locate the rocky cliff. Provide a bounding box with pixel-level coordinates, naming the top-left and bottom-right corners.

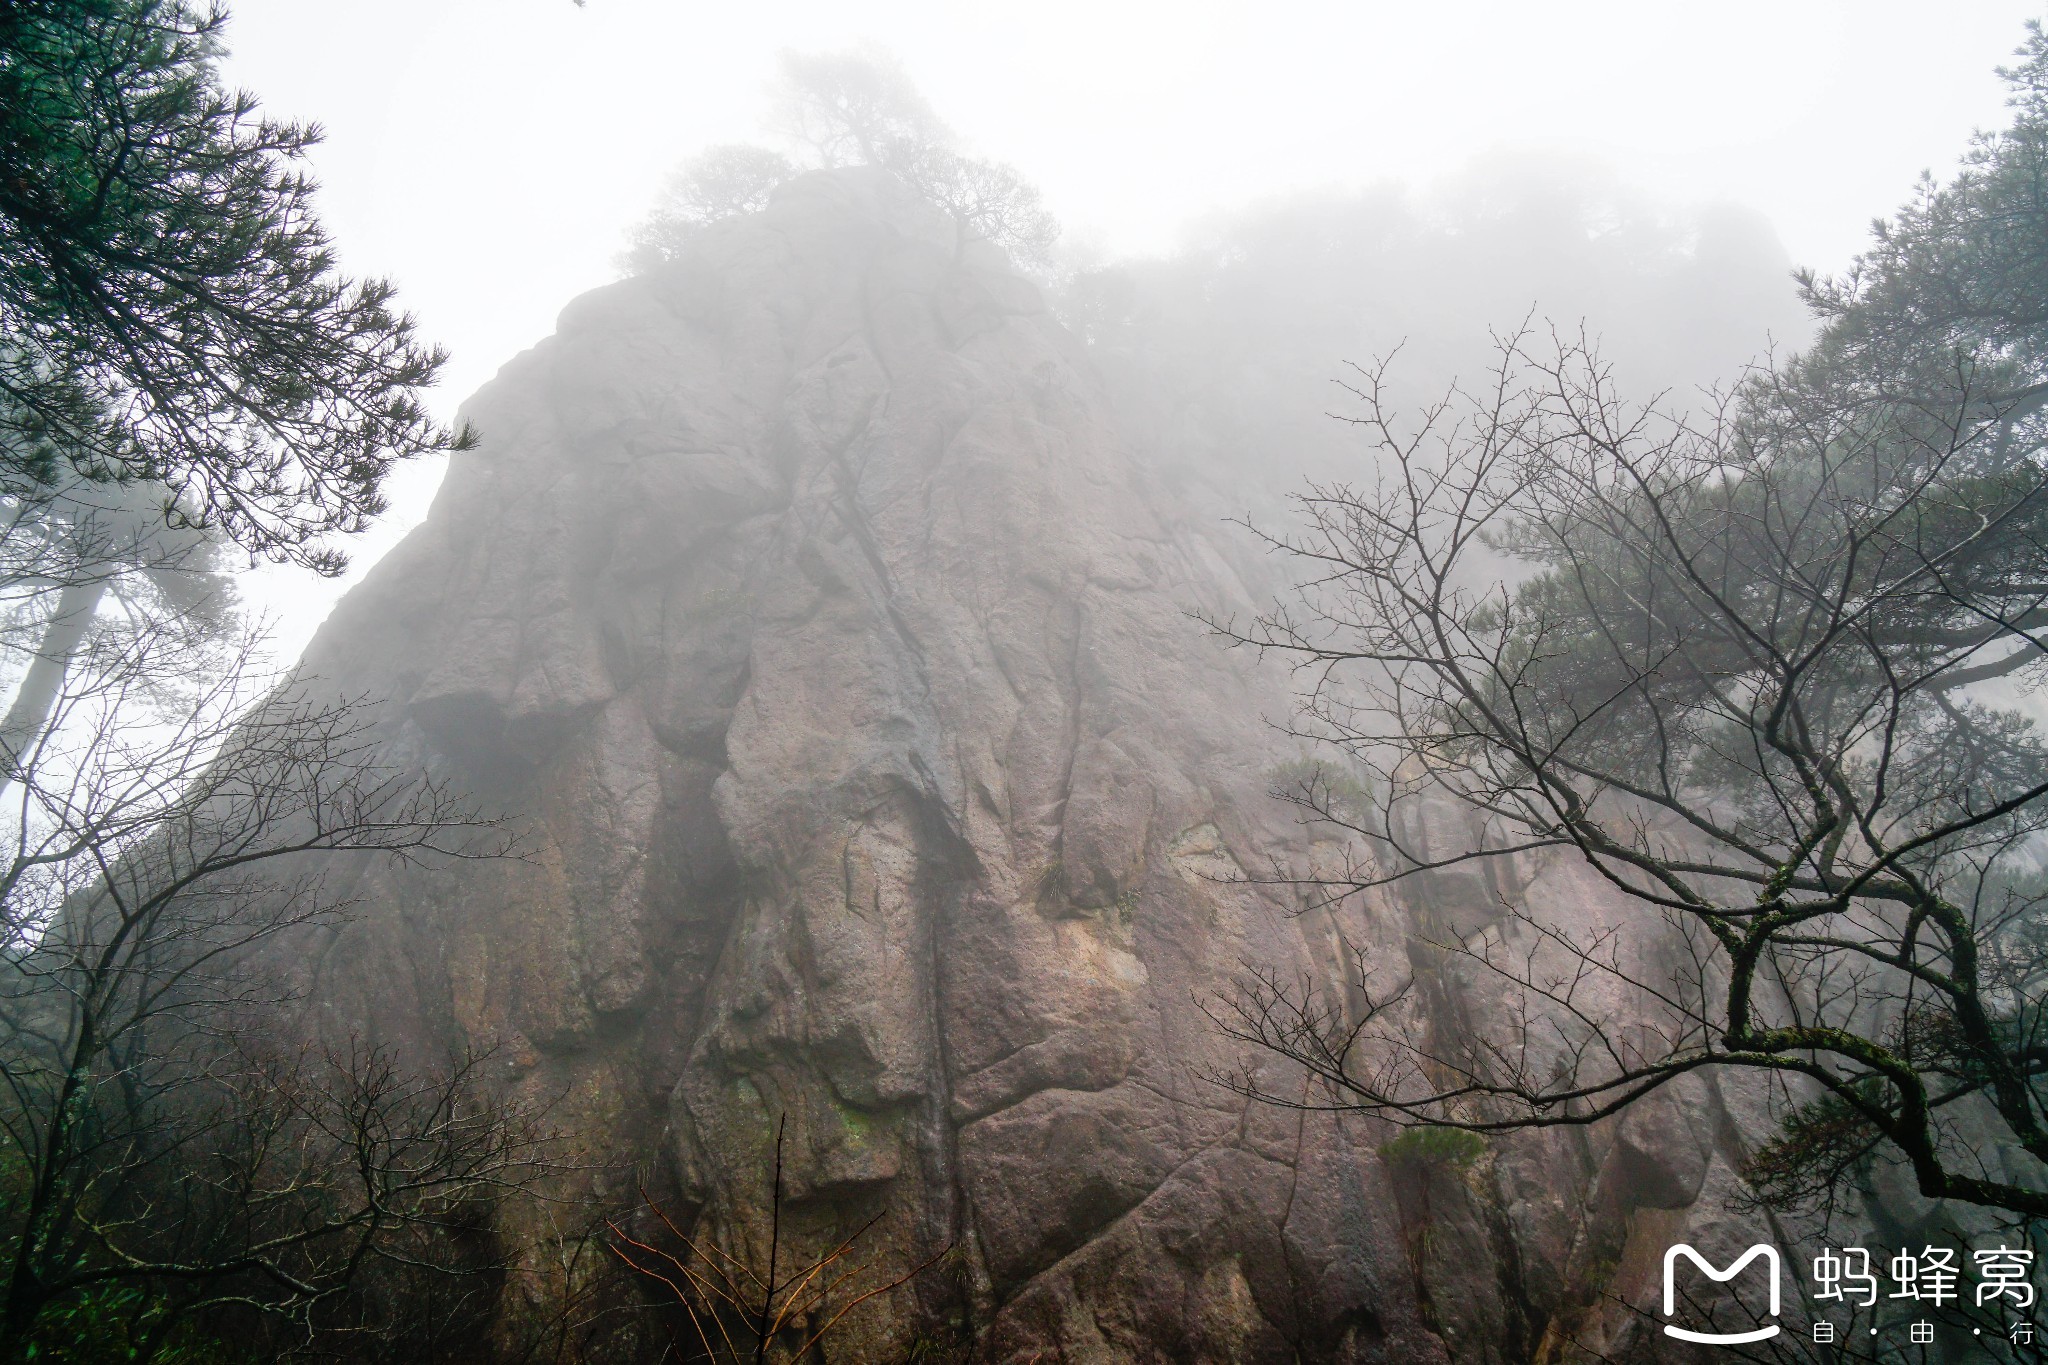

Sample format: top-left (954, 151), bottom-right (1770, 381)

top-left (282, 169), bottom-right (1886, 1362)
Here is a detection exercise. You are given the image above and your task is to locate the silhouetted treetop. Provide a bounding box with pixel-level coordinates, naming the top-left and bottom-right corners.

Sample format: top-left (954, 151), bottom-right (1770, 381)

top-left (627, 46), bottom-right (1058, 271)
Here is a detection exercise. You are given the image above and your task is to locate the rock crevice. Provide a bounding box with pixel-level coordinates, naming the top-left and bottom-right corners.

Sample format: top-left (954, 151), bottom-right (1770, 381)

top-left (286, 168), bottom-right (1833, 1362)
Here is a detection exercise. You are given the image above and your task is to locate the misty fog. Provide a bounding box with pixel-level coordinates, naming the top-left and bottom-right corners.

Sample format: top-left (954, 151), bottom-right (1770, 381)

top-left (7, 5), bottom-right (2048, 1362)
top-left (214, 3), bottom-right (2033, 662)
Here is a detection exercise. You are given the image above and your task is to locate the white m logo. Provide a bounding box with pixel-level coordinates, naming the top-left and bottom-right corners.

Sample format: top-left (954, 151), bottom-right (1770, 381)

top-left (1662, 1244), bottom-right (1782, 1345)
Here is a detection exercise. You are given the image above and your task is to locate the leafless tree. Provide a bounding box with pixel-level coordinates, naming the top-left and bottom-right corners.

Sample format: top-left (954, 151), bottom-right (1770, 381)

top-left (1203, 324), bottom-right (2048, 1220)
top-left (0, 600), bottom-right (546, 1359)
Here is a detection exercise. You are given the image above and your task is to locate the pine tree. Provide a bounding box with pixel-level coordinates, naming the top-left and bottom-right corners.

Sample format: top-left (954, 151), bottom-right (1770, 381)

top-left (0, 0), bottom-right (471, 574)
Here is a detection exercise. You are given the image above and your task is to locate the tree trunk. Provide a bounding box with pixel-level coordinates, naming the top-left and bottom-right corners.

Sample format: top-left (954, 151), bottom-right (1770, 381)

top-left (0, 578), bottom-right (107, 800)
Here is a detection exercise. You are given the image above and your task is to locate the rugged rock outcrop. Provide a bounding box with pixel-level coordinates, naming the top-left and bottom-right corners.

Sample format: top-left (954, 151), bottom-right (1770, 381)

top-left (281, 169), bottom-right (1935, 1361)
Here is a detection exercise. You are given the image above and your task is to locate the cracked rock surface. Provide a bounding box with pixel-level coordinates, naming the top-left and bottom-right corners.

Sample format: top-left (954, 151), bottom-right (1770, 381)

top-left (283, 169), bottom-right (1896, 1362)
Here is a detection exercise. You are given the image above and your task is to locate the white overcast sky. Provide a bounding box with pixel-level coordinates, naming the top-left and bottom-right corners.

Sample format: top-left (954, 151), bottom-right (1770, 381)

top-left (215, 0), bottom-right (2048, 651)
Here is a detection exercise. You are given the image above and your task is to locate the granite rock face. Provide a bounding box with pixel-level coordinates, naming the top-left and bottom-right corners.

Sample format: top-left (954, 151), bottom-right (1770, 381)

top-left (287, 170), bottom-right (1872, 1361)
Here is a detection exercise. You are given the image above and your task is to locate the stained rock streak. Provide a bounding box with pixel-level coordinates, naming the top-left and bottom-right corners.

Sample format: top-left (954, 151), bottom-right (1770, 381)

top-left (284, 169), bottom-right (1797, 1363)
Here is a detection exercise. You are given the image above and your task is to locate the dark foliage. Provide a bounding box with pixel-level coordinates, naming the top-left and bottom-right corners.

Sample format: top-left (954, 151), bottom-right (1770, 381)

top-left (0, 0), bottom-right (470, 572)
